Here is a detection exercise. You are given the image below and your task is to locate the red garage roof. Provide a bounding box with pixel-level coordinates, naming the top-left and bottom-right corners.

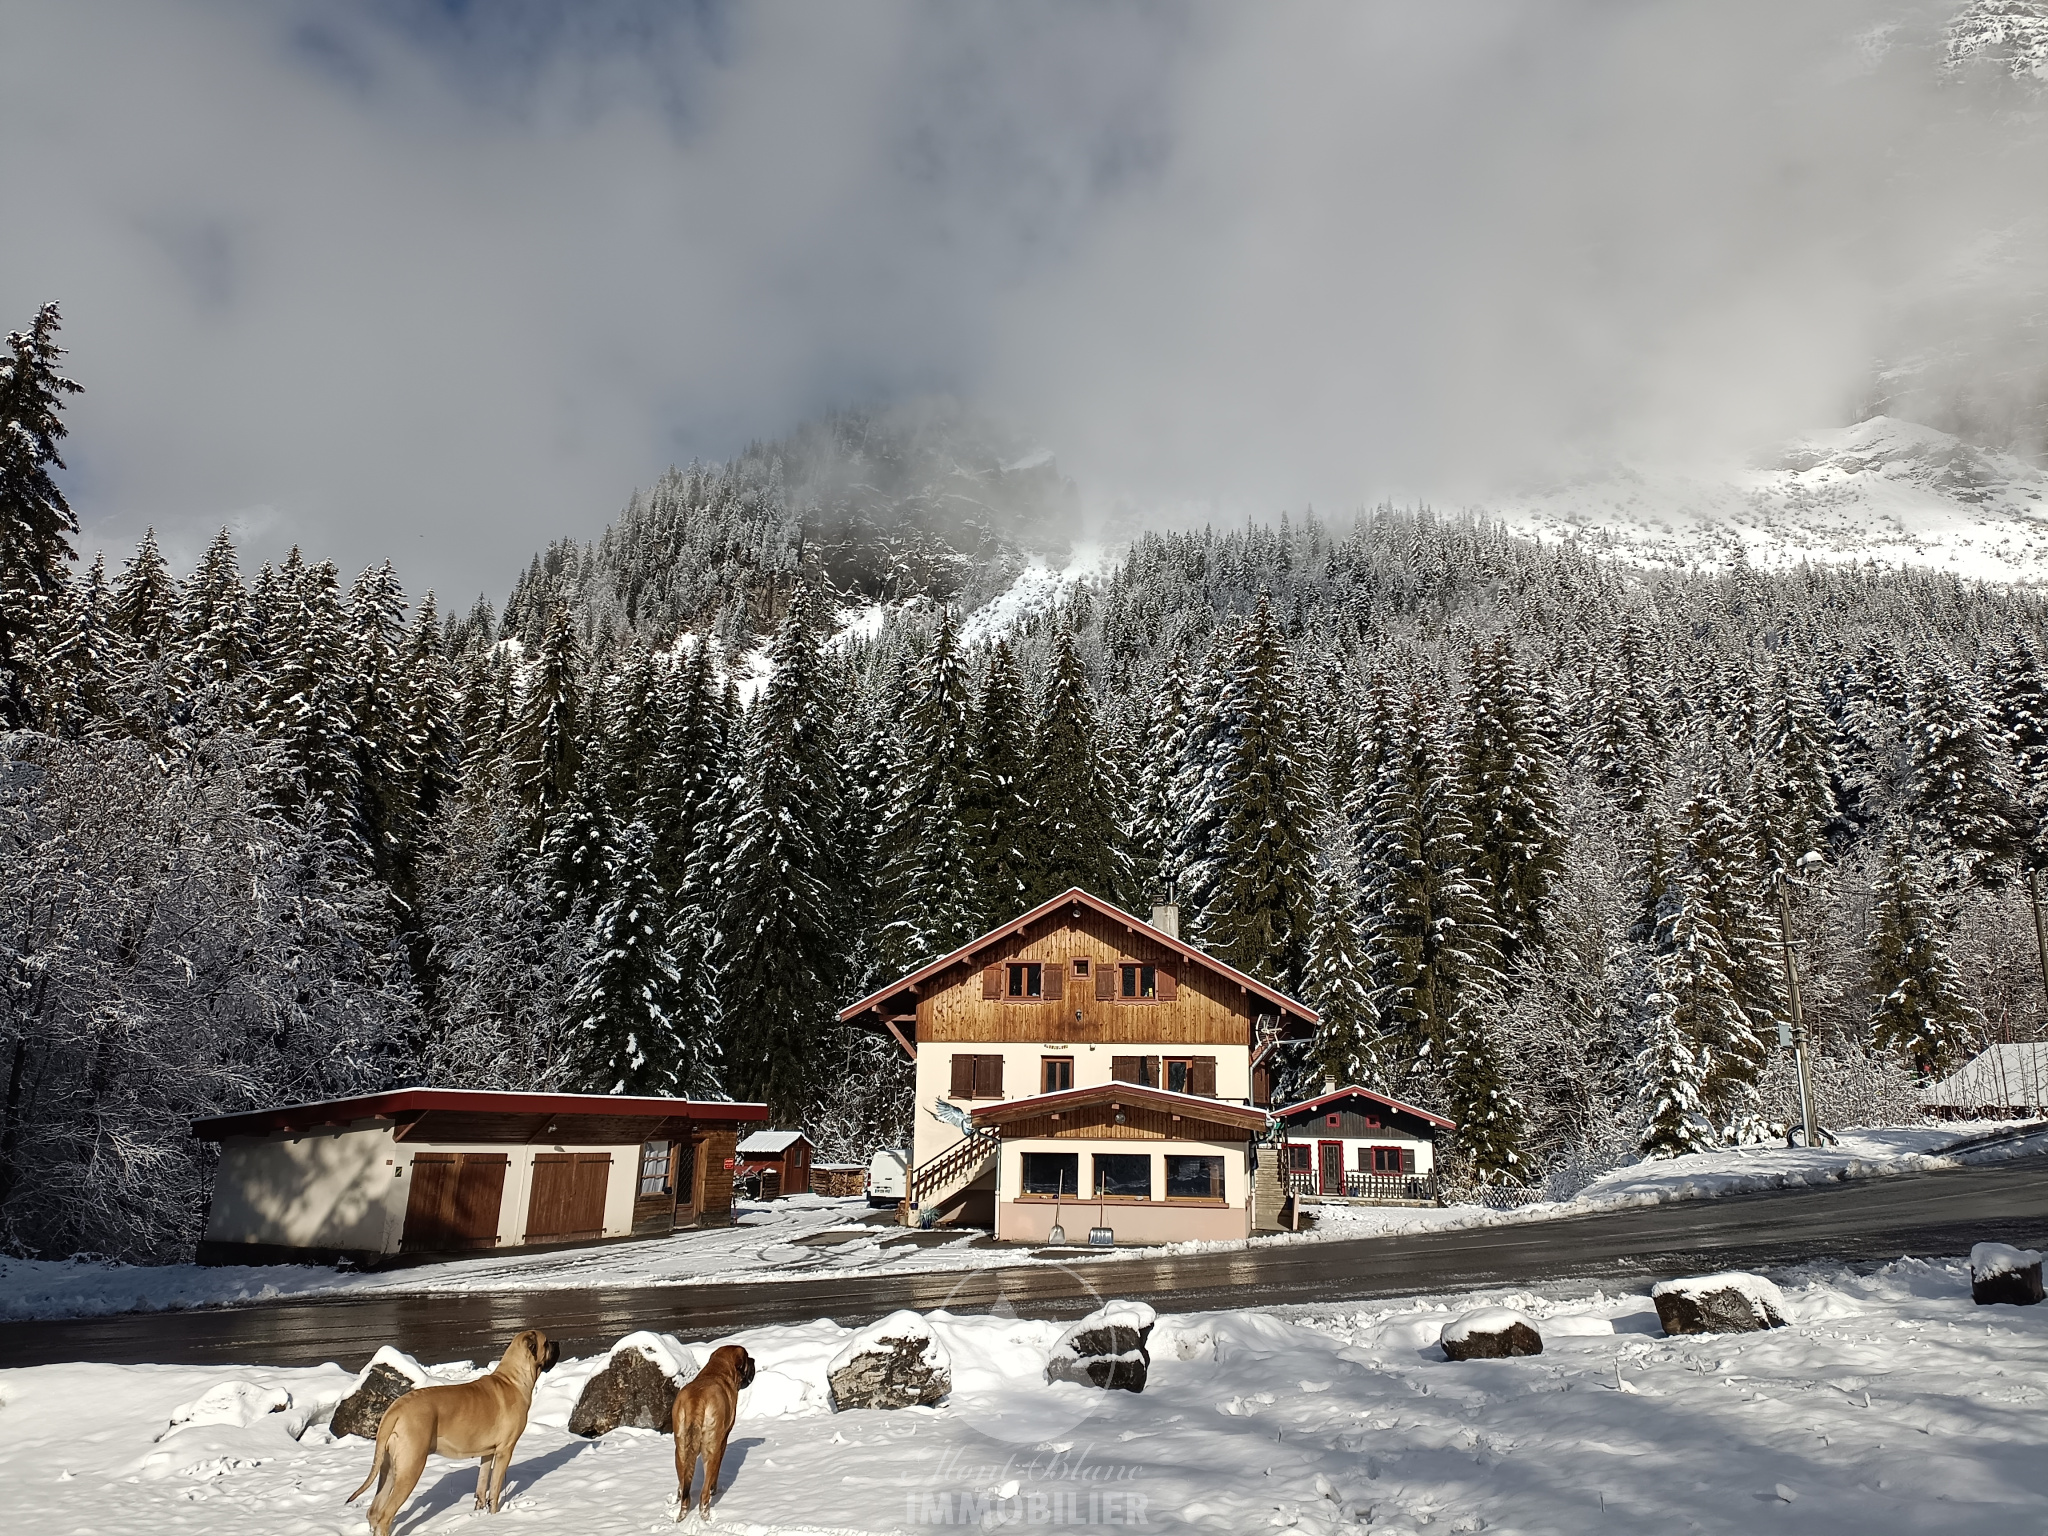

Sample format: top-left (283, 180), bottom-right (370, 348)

top-left (192, 1087), bottom-right (769, 1142)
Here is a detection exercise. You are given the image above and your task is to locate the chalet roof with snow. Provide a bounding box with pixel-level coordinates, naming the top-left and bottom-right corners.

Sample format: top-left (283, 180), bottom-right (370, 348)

top-left (836, 886), bottom-right (1319, 1029)
top-left (1920, 1044), bottom-right (2048, 1111)
top-left (736, 1129), bottom-right (812, 1156)
top-left (1274, 1084), bottom-right (1457, 1132)
top-left (191, 1087), bottom-right (768, 1144)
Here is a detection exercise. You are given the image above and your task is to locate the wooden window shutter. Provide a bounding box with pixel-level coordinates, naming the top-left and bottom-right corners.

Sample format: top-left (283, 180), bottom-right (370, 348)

top-left (1190, 1057), bottom-right (1217, 1097)
top-left (982, 966), bottom-right (1002, 1000)
top-left (1044, 963), bottom-right (1064, 1001)
top-left (1149, 1056), bottom-right (1162, 1088)
top-left (1157, 968), bottom-right (1178, 1002)
top-left (979, 1055), bottom-right (1005, 1097)
top-left (1095, 963), bottom-right (1116, 1001)
top-left (1402, 1146), bottom-right (1416, 1175)
top-left (1111, 1056), bottom-right (1142, 1084)
top-left (950, 1054), bottom-right (975, 1098)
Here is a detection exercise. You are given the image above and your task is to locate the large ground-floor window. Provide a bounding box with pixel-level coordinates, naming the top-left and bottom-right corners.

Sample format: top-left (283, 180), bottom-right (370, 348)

top-left (1165, 1154), bottom-right (1225, 1199)
top-left (1094, 1153), bottom-right (1152, 1198)
top-left (1021, 1151), bottom-right (1079, 1197)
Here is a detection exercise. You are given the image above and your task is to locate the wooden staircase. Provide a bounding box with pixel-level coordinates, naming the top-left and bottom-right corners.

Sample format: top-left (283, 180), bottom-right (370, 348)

top-left (903, 1127), bottom-right (999, 1225)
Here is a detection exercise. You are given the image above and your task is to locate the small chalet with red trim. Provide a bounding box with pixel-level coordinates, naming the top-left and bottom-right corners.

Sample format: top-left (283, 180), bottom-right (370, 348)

top-left (191, 1088), bottom-right (768, 1266)
top-left (1274, 1083), bottom-right (1454, 1205)
top-left (838, 889), bottom-right (1318, 1244)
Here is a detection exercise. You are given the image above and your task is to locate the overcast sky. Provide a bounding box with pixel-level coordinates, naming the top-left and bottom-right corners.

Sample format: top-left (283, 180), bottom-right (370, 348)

top-left (2, 1), bottom-right (2040, 605)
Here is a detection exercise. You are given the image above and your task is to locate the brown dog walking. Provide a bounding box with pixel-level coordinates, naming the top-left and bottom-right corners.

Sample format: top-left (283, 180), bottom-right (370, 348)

top-left (347, 1329), bottom-right (560, 1536)
top-left (672, 1344), bottom-right (755, 1520)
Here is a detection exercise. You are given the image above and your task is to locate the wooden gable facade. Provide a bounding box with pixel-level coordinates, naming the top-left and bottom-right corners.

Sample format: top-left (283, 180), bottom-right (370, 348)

top-left (841, 888), bottom-right (1316, 1056)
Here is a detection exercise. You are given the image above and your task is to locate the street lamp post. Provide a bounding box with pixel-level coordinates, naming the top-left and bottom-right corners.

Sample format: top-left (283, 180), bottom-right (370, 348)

top-left (1772, 855), bottom-right (1822, 1150)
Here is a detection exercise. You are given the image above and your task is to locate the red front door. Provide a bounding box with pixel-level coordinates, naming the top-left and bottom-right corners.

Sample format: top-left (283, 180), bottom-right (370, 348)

top-left (1318, 1141), bottom-right (1344, 1195)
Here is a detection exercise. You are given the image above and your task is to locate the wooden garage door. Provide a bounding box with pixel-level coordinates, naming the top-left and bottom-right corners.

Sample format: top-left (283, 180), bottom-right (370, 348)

top-left (401, 1153), bottom-right (508, 1252)
top-left (526, 1153), bottom-right (612, 1243)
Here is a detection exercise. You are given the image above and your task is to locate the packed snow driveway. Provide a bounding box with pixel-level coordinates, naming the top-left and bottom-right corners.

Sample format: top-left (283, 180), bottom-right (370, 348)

top-left (4, 1154), bottom-right (2046, 1369)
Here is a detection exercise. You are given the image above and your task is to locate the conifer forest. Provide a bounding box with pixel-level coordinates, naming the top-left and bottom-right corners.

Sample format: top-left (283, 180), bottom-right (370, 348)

top-left (6, 302), bottom-right (2048, 1263)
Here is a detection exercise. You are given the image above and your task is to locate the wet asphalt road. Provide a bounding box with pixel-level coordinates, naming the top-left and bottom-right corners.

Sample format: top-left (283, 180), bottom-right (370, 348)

top-left (5, 1157), bottom-right (2045, 1370)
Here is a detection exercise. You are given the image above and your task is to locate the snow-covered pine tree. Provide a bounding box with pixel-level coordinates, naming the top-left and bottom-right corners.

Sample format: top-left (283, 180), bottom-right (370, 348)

top-left (640, 638), bottom-right (726, 898)
top-left (508, 605), bottom-right (583, 842)
top-left (109, 527), bottom-right (187, 748)
top-left (1190, 599), bottom-right (1321, 989)
top-left (1023, 625), bottom-right (1128, 906)
top-left (875, 608), bottom-right (979, 972)
top-left (35, 553), bottom-right (123, 738)
top-left (1130, 648), bottom-right (1192, 902)
top-left (347, 561), bottom-right (419, 894)
top-left (1355, 692), bottom-right (1506, 1099)
top-left (258, 551), bottom-right (364, 852)
top-left (1635, 985), bottom-right (1716, 1157)
top-left (398, 593), bottom-right (460, 835)
top-left (1439, 1013), bottom-right (1527, 1184)
top-left (1908, 667), bottom-right (2019, 887)
top-left (1457, 636), bottom-right (1563, 962)
top-left (1304, 825), bottom-right (1382, 1093)
top-left (1750, 656), bottom-right (1837, 877)
top-left (961, 638), bottom-right (1035, 927)
top-left (0, 303), bottom-right (83, 730)
top-left (568, 820), bottom-right (685, 1094)
top-left (181, 529), bottom-right (261, 731)
top-left (1670, 792), bottom-right (1775, 1131)
top-left (716, 578), bottom-right (844, 1118)
top-left (1644, 856), bottom-right (1761, 1140)
top-left (1867, 826), bottom-right (1981, 1078)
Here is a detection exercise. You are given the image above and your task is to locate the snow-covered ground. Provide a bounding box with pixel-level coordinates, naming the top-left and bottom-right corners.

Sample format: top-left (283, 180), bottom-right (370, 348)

top-left (6, 1124), bottom-right (2043, 1323)
top-left (7, 1256), bottom-right (2048, 1534)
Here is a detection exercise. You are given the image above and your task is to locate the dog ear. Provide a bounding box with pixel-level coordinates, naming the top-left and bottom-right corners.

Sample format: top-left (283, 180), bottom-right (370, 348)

top-left (525, 1333), bottom-right (539, 1360)
top-left (543, 1340), bottom-right (560, 1372)
top-left (739, 1353), bottom-right (756, 1388)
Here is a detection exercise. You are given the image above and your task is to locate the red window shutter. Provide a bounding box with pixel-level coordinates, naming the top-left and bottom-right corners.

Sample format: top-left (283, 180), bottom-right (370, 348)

top-left (1191, 1057), bottom-right (1217, 1097)
top-left (1157, 968), bottom-right (1178, 1002)
top-left (950, 1054), bottom-right (975, 1098)
top-left (1044, 963), bottom-right (1064, 1001)
top-left (983, 966), bottom-right (1002, 1000)
top-left (1095, 964), bottom-right (1116, 1001)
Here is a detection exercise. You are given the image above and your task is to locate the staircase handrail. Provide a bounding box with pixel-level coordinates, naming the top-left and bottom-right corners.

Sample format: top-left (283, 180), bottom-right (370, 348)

top-left (908, 1126), bottom-right (1000, 1206)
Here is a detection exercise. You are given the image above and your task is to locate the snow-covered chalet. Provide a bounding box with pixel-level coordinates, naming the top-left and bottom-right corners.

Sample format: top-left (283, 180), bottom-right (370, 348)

top-left (838, 888), bottom-right (1318, 1244)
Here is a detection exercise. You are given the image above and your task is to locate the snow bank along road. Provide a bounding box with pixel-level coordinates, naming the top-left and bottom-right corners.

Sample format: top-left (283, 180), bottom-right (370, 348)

top-left (4, 1157), bottom-right (2044, 1370)
top-left (6, 1264), bottom-right (2046, 1536)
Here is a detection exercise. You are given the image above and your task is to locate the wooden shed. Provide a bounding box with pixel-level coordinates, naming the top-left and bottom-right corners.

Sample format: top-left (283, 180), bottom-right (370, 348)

top-left (735, 1129), bottom-right (814, 1200)
top-left (191, 1088), bottom-right (768, 1266)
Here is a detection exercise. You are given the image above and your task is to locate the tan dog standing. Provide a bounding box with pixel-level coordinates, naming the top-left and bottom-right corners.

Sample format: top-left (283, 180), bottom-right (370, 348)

top-left (347, 1328), bottom-right (561, 1536)
top-left (672, 1344), bottom-right (755, 1520)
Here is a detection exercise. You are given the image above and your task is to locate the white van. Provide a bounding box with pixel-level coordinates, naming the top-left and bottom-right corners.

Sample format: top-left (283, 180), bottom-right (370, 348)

top-left (867, 1148), bottom-right (908, 1207)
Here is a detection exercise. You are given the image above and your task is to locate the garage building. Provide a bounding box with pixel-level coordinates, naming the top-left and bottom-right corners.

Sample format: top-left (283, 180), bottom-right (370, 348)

top-left (192, 1088), bottom-right (768, 1266)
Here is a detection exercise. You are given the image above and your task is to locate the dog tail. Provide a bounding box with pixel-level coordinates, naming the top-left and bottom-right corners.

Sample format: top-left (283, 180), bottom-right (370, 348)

top-left (346, 1442), bottom-right (386, 1505)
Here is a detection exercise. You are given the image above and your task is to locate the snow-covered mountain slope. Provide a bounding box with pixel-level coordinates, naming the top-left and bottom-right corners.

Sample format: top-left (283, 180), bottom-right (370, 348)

top-left (1484, 416), bottom-right (2048, 583)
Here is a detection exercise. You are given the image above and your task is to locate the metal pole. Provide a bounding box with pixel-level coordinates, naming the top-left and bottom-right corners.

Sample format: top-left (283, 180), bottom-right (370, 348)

top-left (1775, 872), bottom-right (1819, 1150)
top-left (2028, 866), bottom-right (2048, 1012)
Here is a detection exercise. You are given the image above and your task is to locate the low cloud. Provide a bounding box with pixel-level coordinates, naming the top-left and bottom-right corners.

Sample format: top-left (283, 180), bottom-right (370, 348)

top-left (1, 1), bottom-right (2041, 599)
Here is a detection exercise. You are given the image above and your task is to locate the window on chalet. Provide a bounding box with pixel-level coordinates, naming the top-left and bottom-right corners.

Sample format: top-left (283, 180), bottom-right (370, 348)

top-left (1093, 1153), bottom-right (1151, 1199)
top-left (638, 1141), bottom-right (672, 1196)
top-left (1008, 963), bottom-right (1043, 998)
top-left (949, 1053), bottom-right (1005, 1099)
top-left (1367, 1145), bottom-right (1413, 1174)
top-left (1072, 958), bottom-right (1090, 979)
top-left (1287, 1143), bottom-right (1311, 1171)
top-left (1042, 1056), bottom-right (1075, 1093)
top-left (1119, 963), bottom-right (1155, 999)
top-left (1021, 1151), bottom-right (1078, 1197)
top-left (1165, 1154), bottom-right (1225, 1200)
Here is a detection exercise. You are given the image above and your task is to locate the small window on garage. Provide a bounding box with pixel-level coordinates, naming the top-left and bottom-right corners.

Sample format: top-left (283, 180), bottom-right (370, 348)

top-left (638, 1141), bottom-right (672, 1196)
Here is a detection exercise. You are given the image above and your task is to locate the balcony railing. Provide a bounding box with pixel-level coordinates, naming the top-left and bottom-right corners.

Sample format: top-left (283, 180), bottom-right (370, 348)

top-left (1287, 1169), bottom-right (1437, 1202)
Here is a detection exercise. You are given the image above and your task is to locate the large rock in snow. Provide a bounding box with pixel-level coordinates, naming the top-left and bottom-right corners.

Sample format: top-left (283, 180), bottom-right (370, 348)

top-left (1440, 1308), bottom-right (1543, 1361)
top-left (1046, 1301), bottom-right (1156, 1392)
top-left (331, 1347), bottom-right (428, 1439)
top-left (1970, 1242), bottom-right (2045, 1307)
top-left (1652, 1272), bottom-right (1788, 1335)
top-left (569, 1332), bottom-right (698, 1437)
top-left (828, 1311), bottom-right (951, 1410)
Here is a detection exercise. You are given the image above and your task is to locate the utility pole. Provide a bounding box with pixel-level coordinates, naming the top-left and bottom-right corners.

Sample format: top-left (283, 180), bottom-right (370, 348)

top-left (1772, 855), bottom-right (1820, 1150)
